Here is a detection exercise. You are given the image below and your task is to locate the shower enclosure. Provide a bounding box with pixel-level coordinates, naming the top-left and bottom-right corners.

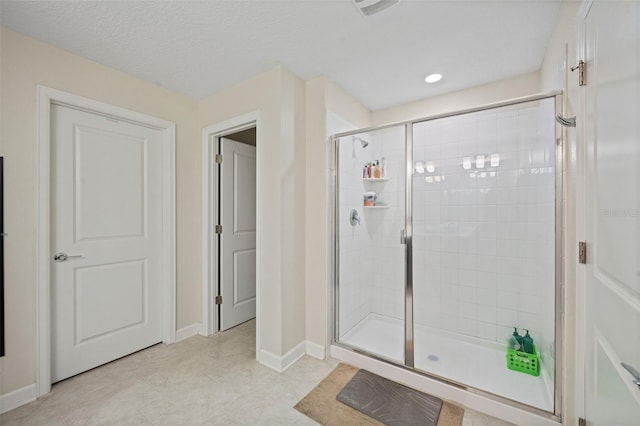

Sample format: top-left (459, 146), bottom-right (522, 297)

top-left (333, 93), bottom-right (562, 415)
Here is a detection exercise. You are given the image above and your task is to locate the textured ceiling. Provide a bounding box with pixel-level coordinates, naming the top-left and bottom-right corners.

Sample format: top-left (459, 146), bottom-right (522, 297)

top-left (0, 0), bottom-right (562, 111)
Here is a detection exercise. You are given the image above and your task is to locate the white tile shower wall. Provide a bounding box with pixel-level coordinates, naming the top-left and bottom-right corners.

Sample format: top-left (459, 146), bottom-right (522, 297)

top-left (337, 126), bottom-right (406, 338)
top-left (412, 100), bottom-right (556, 357)
top-left (367, 126), bottom-right (405, 321)
top-left (338, 132), bottom-right (374, 337)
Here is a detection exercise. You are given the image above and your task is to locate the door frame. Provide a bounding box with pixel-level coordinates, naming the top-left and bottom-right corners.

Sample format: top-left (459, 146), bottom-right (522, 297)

top-left (201, 112), bottom-right (261, 343)
top-left (36, 86), bottom-right (177, 397)
top-left (331, 91), bottom-right (565, 420)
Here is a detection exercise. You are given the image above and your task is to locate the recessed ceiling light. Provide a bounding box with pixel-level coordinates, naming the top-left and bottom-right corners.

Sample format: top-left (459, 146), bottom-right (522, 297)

top-left (425, 73), bottom-right (442, 83)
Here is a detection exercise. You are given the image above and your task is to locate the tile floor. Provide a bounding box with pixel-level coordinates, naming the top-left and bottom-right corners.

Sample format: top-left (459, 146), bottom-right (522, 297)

top-left (1, 320), bottom-right (512, 425)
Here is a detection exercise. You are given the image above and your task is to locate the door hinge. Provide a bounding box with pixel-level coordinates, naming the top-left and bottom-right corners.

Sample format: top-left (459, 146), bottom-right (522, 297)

top-left (215, 224), bottom-right (222, 234)
top-left (215, 295), bottom-right (222, 305)
top-left (215, 154), bottom-right (223, 164)
top-left (579, 241), bottom-right (587, 264)
top-left (572, 60), bottom-right (586, 86)
top-left (578, 417), bottom-right (586, 426)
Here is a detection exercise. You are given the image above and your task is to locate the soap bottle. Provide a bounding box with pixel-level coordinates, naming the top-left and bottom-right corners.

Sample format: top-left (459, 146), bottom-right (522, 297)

top-left (381, 157), bottom-right (387, 178)
top-left (374, 160), bottom-right (381, 178)
top-left (511, 327), bottom-right (523, 351)
top-left (522, 329), bottom-right (535, 354)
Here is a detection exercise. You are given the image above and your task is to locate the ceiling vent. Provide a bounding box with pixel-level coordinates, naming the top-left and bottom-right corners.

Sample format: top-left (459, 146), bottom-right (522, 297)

top-left (352, 0), bottom-right (400, 16)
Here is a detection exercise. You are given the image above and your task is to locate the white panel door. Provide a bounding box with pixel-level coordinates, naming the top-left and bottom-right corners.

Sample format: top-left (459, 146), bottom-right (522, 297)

top-left (583, 1), bottom-right (640, 424)
top-left (220, 138), bottom-right (256, 331)
top-left (51, 104), bottom-right (163, 382)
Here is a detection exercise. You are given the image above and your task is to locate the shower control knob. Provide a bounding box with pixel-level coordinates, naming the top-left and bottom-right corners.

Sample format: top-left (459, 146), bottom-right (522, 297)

top-left (350, 209), bottom-right (361, 226)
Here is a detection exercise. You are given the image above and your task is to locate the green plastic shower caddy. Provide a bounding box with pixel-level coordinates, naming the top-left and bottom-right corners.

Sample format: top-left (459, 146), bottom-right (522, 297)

top-left (506, 345), bottom-right (540, 376)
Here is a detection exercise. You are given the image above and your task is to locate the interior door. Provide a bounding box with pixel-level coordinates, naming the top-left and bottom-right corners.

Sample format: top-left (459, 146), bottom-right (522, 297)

top-left (219, 137), bottom-right (256, 331)
top-left (583, 1), bottom-right (640, 424)
top-left (51, 104), bottom-right (163, 382)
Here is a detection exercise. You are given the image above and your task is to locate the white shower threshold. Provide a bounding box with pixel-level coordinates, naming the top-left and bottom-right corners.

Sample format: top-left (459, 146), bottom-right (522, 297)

top-left (339, 313), bottom-right (554, 413)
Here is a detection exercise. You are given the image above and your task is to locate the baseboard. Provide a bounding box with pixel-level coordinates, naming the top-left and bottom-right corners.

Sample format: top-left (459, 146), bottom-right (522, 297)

top-left (281, 341), bottom-right (306, 370)
top-left (0, 384), bottom-right (37, 414)
top-left (258, 341), bottom-right (306, 373)
top-left (175, 323), bottom-right (201, 342)
top-left (305, 340), bottom-right (326, 360)
top-left (258, 349), bottom-right (282, 371)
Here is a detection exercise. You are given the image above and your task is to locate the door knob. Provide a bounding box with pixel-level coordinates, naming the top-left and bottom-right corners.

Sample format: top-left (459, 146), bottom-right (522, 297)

top-left (53, 253), bottom-right (83, 262)
top-left (621, 362), bottom-right (640, 388)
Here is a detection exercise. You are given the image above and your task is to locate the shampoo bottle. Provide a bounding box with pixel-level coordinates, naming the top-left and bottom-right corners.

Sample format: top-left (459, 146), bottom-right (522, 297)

top-left (522, 329), bottom-right (535, 354)
top-left (381, 157), bottom-right (387, 178)
top-left (511, 327), bottom-right (523, 351)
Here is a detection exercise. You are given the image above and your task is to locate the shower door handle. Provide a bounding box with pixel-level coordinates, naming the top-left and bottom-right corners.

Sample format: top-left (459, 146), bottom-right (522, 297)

top-left (400, 229), bottom-right (406, 245)
top-left (621, 362), bottom-right (640, 388)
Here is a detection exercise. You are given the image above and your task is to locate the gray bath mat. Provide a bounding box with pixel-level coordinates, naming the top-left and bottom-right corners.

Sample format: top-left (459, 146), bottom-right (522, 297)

top-left (336, 369), bottom-right (443, 426)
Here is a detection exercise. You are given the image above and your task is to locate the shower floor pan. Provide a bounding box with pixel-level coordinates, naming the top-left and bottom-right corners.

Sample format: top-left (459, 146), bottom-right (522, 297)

top-left (340, 313), bottom-right (553, 412)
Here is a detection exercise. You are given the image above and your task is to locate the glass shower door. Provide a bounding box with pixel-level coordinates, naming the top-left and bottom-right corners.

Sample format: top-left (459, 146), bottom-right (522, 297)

top-left (411, 99), bottom-right (557, 412)
top-left (335, 125), bottom-right (407, 363)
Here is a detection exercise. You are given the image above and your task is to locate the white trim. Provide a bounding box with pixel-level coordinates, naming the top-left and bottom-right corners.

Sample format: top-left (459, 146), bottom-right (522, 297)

top-left (282, 341), bottom-right (306, 370)
top-left (258, 341), bottom-right (306, 373)
top-left (201, 112), bottom-right (261, 359)
top-left (0, 384), bottom-right (37, 414)
top-left (36, 86), bottom-right (176, 397)
top-left (176, 323), bottom-right (202, 342)
top-left (36, 87), bottom-right (52, 398)
top-left (574, 1), bottom-right (590, 421)
top-left (257, 349), bottom-right (282, 372)
top-left (305, 340), bottom-right (326, 360)
top-left (331, 345), bottom-right (560, 426)
top-left (201, 132), bottom-right (215, 336)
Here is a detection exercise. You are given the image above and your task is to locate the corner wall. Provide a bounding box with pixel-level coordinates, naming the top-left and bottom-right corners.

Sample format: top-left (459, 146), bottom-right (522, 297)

top-left (198, 66), bottom-right (307, 360)
top-left (304, 78), bottom-right (372, 353)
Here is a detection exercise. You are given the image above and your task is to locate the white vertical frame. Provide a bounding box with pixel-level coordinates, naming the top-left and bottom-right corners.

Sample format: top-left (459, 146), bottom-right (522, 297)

top-left (36, 86), bottom-right (177, 397)
top-left (574, 0), bottom-right (593, 421)
top-left (200, 112), bottom-right (261, 354)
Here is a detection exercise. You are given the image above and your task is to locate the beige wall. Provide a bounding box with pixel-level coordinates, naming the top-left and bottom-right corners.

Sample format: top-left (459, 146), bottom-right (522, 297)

top-left (325, 81), bottom-right (373, 131)
top-left (198, 68), bottom-right (281, 356)
top-left (304, 77), bottom-right (329, 349)
top-left (539, 1), bottom-right (581, 423)
top-left (372, 71), bottom-right (541, 126)
top-left (0, 28), bottom-right (199, 395)
top-left (198, 66), bottom-right (307, 356)
top-left (0, 27), bottom-right (310, 397)
top-left (279, 68), bottom-right (307, 353)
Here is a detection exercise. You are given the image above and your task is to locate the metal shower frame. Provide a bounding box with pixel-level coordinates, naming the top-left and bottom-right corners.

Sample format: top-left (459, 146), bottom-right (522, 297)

top-left (330, 90), bottom-right (564, 421)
